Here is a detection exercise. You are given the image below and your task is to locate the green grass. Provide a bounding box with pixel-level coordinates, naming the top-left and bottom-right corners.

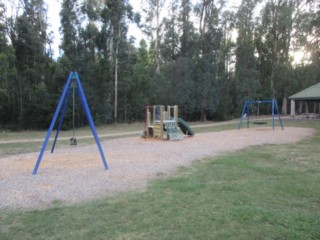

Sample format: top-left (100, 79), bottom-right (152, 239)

top-left (0, 120), bottom-right (320, 239)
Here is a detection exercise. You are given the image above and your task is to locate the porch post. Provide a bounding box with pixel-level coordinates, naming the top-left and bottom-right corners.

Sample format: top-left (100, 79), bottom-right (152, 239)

top-left (290, 99), bottom-right (296, 118)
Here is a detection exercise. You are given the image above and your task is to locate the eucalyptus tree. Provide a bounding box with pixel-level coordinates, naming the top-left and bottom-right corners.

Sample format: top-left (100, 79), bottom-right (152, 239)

top-left (157, 1), bottom-right (184, 109)
top-left (216, 10), bottom-right (237, 119)
top-left (194, 0), bottom-right (224, 121)
top-left (220, 10), bottom-right (235, 75)
top-left (156, 0), bottom-right (196, 110)
top-left (291, 1), bottom-right (319, 111)
top-left (257, 0), bottom-right (317, 114)
top-left (163, 0), bottom-right (198, 119)
top-left (160, 0), bottom-right (179, 63)
top-left (102, 0), bottom-right (133, 122)
top-left (142, 0), bottom-right (166, 74)
top-left (77, 0), bottom-right (113, 125)
top-left (235, 0), bottom-right (261, 107)
top-left (179, 0), bottom-right (198, 58)
top-left (0, 3), bottom-right (17, 126)
top-left (304, 1), bottom-right (319, 66)
top-left (59, 0), bottom-right (133, 123)
top-left (9, 0), bottom-right (52, 128)
top-left (121, 39), bottom-right (153, 121)
top-left (60, 0), bottom-right (81, 68)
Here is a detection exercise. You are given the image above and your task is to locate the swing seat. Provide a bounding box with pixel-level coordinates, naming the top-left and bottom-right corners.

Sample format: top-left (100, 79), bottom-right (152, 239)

top-left (70, 137), bottom-right (77, 145)
top-left (252, 121), bottom-right (267, 125)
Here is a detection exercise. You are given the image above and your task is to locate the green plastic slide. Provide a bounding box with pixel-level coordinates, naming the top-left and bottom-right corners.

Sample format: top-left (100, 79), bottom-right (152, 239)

top-left (178, 118), bottom-right (194, 136)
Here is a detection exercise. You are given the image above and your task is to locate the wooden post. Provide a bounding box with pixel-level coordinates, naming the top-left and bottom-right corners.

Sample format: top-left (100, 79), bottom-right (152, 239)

top-left (153, 105), bottom-right (164, 139)
top-left (305, 101), bottom-right (309, 113)
top-left (174, 105), bottom-right (178, 123)
top-left (290, 100), bottom-right (296, 118)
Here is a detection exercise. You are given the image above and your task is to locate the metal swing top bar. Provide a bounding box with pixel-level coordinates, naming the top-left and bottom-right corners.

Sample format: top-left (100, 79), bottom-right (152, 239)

top-left (237, 98), bottom-right (284, 130)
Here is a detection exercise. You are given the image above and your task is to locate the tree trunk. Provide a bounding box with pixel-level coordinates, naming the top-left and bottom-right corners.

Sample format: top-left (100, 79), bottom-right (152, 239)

top-left (282, 96), bottom-right (287, 115)
top-left (114, 25), bottom-right (121, 123)
top-left (114, 48), bottom-right (118, 122)
top-left (200, 110), bottom-right (207, 122)
top-left (19, 78), bottom-right (23, 124)
top-left (155, 0), bottom-right (161, 74)
top-left (271, 35), bottom-right (278, 97)
top-left (270, 0), bottom-right (280, 97)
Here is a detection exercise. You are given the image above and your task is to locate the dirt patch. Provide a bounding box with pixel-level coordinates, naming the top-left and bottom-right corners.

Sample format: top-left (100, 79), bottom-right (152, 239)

top-left (0, 127), bottom-right (314, 209)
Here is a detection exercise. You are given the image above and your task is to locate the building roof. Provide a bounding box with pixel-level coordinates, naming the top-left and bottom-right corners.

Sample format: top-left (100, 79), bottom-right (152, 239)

top-left (289, 82), bottom-right (320, 100)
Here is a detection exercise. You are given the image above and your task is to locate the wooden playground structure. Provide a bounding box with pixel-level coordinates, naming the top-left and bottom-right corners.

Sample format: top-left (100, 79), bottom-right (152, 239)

top-left (144, 105), bottom-right (194, 140)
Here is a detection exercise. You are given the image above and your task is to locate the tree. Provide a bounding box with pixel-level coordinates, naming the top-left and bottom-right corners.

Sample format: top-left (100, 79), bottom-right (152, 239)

top-left (99, 0), bottom-right (133, 122)
top-left (60, 0), bottom-right (80, 67)
top-left (142, 0), bottom-right (166, 74)
top-left (0, 3), bottom-right (17, 127)
top-left (179, 0), bottom-right (198, 58)
top-left (160, 0), bottom-right (179, 63)
top-left (169, 57), bottom-right (196, 120)
top-left (257, 0), bottom-right (316, 114)
top-left (121, 39), bottom-right (152, 121)
top-left (9, 0), bottom-right (53, 128)
top-left (216, 10), bottom-right (237, 119)
top-left (194, 0), bottom-right (224, 121)
top-left (235, 0), bottom-right (261, 107)
top-left (306, 1), bottom-right (319, 65)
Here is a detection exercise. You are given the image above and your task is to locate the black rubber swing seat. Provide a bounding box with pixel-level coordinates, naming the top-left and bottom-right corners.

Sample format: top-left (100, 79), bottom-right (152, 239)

top-left (70, 137), bottom-right (77, 145)
top-left (252, 121), bottom-right (267, 125)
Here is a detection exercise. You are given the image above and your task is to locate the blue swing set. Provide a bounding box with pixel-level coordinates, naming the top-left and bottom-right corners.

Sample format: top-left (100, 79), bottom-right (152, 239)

top-left (237, 98), bottom-right (284, 130)
top-left (32, 72), bottom-right (108, 175)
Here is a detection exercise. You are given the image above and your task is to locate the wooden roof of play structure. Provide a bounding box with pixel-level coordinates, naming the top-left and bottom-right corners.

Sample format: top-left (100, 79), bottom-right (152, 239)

top-left (289, 82), bottom-right (320, 101)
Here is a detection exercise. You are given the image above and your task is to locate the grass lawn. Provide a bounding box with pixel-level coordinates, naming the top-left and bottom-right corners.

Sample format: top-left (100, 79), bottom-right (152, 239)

top-left (0, 120), bottom-right (319, 239)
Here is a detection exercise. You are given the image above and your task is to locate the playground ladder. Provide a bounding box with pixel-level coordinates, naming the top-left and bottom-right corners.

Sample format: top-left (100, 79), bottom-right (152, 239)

top-left (164, 121), bottom-right (183, 141)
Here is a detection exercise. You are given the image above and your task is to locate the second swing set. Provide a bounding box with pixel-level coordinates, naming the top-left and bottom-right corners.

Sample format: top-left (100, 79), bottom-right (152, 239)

top-left (238, 98), bottom-right (284, 130)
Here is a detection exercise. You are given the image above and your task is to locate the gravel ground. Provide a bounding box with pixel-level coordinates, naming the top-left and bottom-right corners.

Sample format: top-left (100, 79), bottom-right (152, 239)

top-left (0, 127), bottom-right (314, 210)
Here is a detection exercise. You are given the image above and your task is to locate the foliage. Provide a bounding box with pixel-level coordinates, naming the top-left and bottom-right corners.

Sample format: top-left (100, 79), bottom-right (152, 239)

top-left (0, 0), bottom-right (318, 129)
top-left (235, 0), bottom-right (261, 114)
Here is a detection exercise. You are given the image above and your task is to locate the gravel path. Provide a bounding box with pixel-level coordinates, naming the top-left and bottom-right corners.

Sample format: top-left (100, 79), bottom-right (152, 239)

top-left (0, 127), bottom-right (314, 210)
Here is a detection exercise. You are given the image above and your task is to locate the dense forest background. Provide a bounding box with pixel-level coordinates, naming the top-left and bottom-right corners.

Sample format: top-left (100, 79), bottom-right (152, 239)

top-left (0, 0), bottom-right (319, 129)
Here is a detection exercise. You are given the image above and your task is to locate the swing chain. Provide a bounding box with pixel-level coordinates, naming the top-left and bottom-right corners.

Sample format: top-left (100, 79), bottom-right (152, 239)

top-left (70, 79), bottom-right (77, 145)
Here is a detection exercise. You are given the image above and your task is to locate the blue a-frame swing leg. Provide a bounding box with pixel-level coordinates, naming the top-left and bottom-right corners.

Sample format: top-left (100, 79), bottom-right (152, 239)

top-left (272, 98), bottom-right (275, 130)
top-left (74, 72), bottom-right (109, 170)
top-left (238, 101), bottom-right (250, 129)
top-left (33, 72), bottom-right (108, 175)
top-left (238, 101), bottom-right (246, 129)
top-left (274, 98), bottom-right (284, 130)
top-left (33, 73), bottom-right (74, 175)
